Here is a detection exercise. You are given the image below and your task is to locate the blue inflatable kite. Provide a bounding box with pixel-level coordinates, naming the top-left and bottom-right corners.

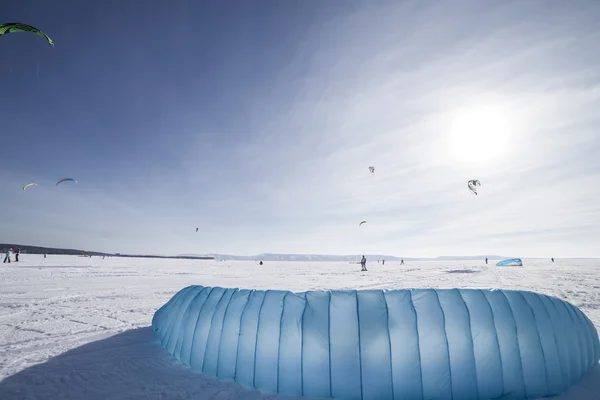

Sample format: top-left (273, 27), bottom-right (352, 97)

top-left (153, 286), bottom-right (599, 400)
top-left (496, 258), bottom-right (524, 267)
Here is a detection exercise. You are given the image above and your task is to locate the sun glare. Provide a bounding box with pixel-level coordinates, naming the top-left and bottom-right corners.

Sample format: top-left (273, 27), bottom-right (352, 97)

top-left (446, 103), bottom-right (514, 165)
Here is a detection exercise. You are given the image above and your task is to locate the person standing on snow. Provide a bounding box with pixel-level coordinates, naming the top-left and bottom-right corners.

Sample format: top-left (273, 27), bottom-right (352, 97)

top-left (15, 248), bottom-right (20, 262)
top-left (4, 248), bottom-right (12, 263)
top-left (360, 255), bottom-right (367, 271)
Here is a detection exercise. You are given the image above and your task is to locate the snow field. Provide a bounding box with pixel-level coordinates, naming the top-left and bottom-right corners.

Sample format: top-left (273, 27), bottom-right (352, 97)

top-left (0, 255), bottom-right (599, 399)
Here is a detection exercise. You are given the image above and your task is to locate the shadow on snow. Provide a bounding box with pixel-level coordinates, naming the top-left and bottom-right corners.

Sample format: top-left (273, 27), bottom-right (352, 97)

top-left (0, 327), bottom-right (307, 400)
top-left (446, 269), bottom-right (480, 274)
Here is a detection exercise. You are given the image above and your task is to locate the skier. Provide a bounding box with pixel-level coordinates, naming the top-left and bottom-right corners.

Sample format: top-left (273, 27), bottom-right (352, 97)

top-left (15, 248), bottom-right (20, 262)
top-left (382, 259), bottom-right (385, 265)
top-left (485, 257), bottom-right (488, 264)
top-left (360, 255), bottom-right (367, 271)
top-left (400, 259), bottom-right (404, 265)
top-left (551, 257), bottom-right (554, 262)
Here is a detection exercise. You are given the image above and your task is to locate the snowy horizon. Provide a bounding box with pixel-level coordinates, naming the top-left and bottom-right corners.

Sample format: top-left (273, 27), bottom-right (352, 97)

top-left (3, 241), bottom-right (598, 261)
top-left (2, 1), bottom-right (600, 257)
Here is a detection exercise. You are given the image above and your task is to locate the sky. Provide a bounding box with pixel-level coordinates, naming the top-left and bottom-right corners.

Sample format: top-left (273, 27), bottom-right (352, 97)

top-left (1, 0), bottom-right (600, 257)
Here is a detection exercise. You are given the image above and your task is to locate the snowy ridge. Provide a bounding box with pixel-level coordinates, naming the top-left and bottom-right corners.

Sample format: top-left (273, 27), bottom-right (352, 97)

top-left (153, 285), bottom-right (600, 400)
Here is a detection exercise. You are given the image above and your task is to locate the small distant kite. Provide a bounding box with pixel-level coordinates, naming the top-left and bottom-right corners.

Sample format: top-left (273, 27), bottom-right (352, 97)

top-left (359, 220), bottom-right (367, 227)
top-left (196, 228), bottom-right (198, 232)
top-left (0, 23), bottom-right (54, 47)
top-left (22, 183), bottom-right (37, 190)
top-left (468, 179), bottom-right (481, 195)
top-left (368, 166), bottom-right (375, 175)
top-left (56, 178), bottom-right (77, 186)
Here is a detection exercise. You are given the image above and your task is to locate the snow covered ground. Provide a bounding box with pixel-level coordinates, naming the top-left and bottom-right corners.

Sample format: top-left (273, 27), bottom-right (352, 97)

top-left (0, 255), bottom-right (599, 399)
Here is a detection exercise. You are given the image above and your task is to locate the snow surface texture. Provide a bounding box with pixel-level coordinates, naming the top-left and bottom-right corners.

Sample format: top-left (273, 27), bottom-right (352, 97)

top-left (153, 285), bottom-right (599, 400)
top-left (1, 255), bottom-right (600, 399)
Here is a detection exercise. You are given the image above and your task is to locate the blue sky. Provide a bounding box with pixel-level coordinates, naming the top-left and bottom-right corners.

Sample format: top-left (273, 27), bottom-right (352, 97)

top-left (1, 0), bottom-right (599, 257)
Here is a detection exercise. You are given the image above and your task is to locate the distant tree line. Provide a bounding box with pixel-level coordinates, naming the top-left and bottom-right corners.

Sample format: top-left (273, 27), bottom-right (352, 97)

top-left (0, 244), bottom-right (214, 260)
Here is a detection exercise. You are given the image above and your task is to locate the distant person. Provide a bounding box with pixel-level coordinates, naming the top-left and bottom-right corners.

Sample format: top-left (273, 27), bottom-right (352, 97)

top-left (360, 255), bottom-right (367, 271)
top-left (382, 259), bottom-right (385, 265)
top-left (259, 261), bottom-right (263, 266)
top-left (485, 257), bottom-right (488, 264)
top-left (44, 253), bottom-right (47, 259)
top-left (4, 248), bottom-right (12, 263)
top-left (15, 248), bottom-right (20, 262)
top-left (400, 259), bottom-right (404, 265)
top-left (551, 258), bottom-right (554, 262)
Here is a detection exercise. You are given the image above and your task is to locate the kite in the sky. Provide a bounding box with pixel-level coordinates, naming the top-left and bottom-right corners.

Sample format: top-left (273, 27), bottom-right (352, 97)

top-left (368, 166), bottom-right (375, 175)
top-left (0, 23), bottom-right (54, 47)
top-left (196, 228), bottom-right (198, 232)
top-left (468, 179), bottom-right (481, 195)
top-left (359, 220), bottom-right (367, 227)
top-left (22, 183), bottom-right (37, 190)
top-left (56, 178), bottom-right (77, 186)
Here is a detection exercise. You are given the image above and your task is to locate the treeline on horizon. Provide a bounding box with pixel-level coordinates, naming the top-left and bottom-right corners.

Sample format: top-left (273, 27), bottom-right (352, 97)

top-left (0, 243), bottom-right (215, 260)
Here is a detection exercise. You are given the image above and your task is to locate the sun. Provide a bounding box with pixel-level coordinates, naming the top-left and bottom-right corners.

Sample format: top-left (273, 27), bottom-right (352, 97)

top-left (445, 103), bottom-right (514, 165)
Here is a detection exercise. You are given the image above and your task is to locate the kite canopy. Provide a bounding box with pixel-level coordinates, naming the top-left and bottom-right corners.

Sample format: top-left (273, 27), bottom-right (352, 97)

top-left (22, 183), bottom-right (37, 190)
top-left (468, 179), bottom-right (481, 195)
top-left (496, 258), bottom-right (523, 267)
top-left (56, 178), bottom-right (77, 186)
top-left (153, 285), bottom-right (600, 400)
top-left (359, 220), bottom-right (367, 227)
top-left (0, 23), bottom-right (54, 47)
top-left (368, 166), bottom-right (375, 174)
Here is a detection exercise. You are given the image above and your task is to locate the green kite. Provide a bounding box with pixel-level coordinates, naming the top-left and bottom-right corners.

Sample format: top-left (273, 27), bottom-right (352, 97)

top-left (0, 23), bottom-right (54, 47)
